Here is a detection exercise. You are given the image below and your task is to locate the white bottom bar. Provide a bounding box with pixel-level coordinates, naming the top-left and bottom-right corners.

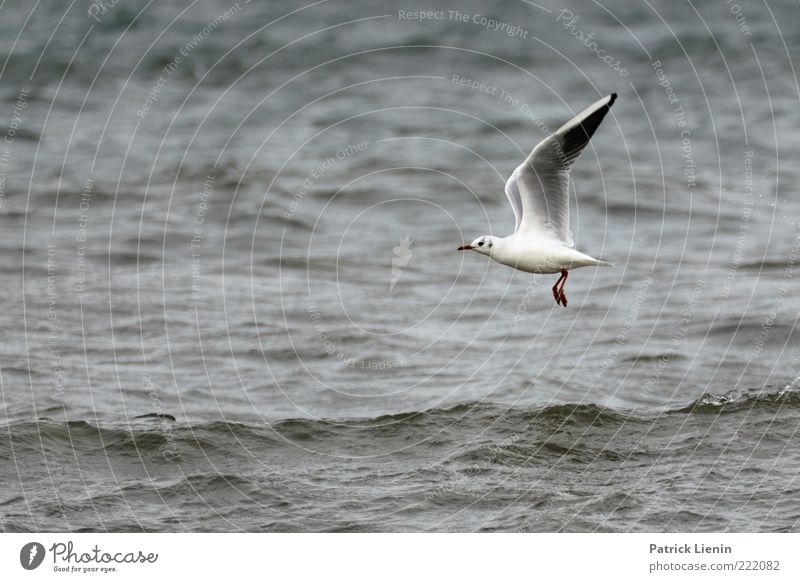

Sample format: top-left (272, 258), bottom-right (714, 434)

top-left (1, 533), bottom-right (797, 581)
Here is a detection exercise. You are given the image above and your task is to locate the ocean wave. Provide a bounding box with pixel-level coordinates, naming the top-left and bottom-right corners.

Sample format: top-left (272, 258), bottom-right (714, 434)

top-left (4, 386), bottom-right (798, 453)
top-left (675, 387), bottom-right (800, 414)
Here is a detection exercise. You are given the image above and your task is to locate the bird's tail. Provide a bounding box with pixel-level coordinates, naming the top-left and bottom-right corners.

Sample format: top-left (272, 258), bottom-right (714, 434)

top-left (595, 259), bottom-right (614, 267)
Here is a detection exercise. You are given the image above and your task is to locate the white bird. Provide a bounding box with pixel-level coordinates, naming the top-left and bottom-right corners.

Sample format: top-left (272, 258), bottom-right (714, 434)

top-left (458, 93), bottom-right (617, 307)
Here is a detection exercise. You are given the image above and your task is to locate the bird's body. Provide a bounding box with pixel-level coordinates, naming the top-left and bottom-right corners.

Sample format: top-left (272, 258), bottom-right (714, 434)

top-left (458, 93), bottom-right (618, 306)
top-left (482, 233), bottom-right (611, 275)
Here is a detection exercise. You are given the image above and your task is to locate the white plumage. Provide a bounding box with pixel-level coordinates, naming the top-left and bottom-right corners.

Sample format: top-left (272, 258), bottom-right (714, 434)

top-left (459, 93), bottom-right (617, 307)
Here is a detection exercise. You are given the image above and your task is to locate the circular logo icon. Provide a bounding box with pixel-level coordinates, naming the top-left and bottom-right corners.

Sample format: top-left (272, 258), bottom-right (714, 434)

top-left (20, 542), bottom-right (45, 570)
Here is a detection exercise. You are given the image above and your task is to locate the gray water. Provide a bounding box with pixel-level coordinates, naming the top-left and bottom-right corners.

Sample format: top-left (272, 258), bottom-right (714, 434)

top-left (1, 0), bottom-right (800, 532)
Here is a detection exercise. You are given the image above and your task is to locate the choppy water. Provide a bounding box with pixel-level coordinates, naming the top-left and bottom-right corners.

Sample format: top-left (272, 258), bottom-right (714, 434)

top-left (2, 0), bottom-right (800, 532)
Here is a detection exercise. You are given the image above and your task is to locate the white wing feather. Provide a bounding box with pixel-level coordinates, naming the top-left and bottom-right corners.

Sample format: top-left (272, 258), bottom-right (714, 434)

top-left (503, 173), bottom-right (523, 232)
top-left (506, 93), bottom-right (616, 246)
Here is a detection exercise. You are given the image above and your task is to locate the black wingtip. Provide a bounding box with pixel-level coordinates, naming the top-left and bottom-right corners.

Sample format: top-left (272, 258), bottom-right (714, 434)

top-left (609, 92), bottom-right (617, 105)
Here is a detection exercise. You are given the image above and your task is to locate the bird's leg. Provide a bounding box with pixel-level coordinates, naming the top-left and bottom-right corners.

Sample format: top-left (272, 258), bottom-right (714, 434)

top-left (557, 269), bottom-right (569, 307)
top-left (552, 272), bottom-right (566, 303)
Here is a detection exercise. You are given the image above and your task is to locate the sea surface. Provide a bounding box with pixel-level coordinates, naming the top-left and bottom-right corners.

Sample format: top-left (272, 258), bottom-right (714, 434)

top-left (1, 0), bottom-right (800, 532)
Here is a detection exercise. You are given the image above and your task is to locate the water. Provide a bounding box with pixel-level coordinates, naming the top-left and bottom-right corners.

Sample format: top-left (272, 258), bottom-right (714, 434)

top-left (1, 0), bottom-right (799, 532)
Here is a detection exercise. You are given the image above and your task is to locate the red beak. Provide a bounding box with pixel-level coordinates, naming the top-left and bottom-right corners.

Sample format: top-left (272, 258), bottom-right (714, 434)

top-left (457, 245), bottom-right (472, 251)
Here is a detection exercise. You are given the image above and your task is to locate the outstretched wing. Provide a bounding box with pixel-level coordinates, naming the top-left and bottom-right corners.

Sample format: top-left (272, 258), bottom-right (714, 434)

top-left (503, 174), bottom-right (523, 232)
top-left (507, 93), bottom-right (616, 246)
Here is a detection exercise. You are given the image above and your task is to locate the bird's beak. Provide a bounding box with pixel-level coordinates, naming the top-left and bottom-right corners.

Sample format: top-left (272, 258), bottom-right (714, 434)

top-left (457, 245), bottom-right (472, 251)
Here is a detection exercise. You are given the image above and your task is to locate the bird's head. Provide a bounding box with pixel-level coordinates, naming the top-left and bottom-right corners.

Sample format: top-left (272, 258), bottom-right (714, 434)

top-left (458, 235), bottom-right (496, 256)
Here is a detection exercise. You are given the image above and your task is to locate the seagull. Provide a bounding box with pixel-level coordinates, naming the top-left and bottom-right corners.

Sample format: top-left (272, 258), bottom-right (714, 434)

top-left (458, 93), bottom-right (617, 307)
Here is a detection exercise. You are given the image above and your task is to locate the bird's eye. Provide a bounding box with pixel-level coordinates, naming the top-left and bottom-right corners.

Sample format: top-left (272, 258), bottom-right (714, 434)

top-left (478, 241), bottom-right (484, 246)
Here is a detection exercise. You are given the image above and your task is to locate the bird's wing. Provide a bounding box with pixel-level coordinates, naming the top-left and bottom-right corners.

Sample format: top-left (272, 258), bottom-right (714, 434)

top-left (508, 93), bottom-right (616, 246)
top-left (503, 173), bottom-right (523, 232)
